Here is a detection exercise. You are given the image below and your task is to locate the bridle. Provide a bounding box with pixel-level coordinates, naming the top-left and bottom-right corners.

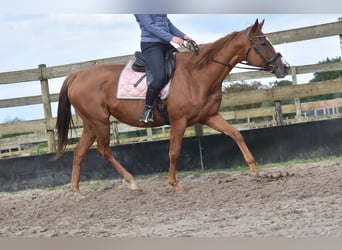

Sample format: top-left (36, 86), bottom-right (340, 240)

top-left (246, 34), bottom-right (283, 72)
top-left (212, 29), bottom-right (283, 73)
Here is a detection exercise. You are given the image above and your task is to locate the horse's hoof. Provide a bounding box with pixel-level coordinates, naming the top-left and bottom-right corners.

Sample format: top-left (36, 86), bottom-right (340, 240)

top-left (249, 170), bottom-right (258, 176)
top-left (73, 192), bottom-right (85, 202)
top-left (130, 181), bottom-right (141, 191)
top-left (174, 183), bottom-right (184, 192)
top-left (69, 186), bottom-right (84, 201)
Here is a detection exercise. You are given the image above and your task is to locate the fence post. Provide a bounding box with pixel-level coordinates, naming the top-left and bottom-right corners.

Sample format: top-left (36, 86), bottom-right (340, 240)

top-left (147, 128), bottom-right (153, 141)
top-left (291, 66), bottom-right (302, 121)
top-left (194, 124), bottom-right (204, 170)
top-left (112, 121), bottom-right (120, 145)
top-left (194, 124), bottom-right (204, 137)
top-left (39, 64), bottom-right (56, 153)
top-left (339, 17), bottom-right (342, 56)
top-left (274, 100), bottom-right (284, 125)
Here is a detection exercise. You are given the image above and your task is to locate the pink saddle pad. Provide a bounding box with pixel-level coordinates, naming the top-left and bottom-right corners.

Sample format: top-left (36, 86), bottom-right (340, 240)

top-left (117, 60), bottom-right (170, 100)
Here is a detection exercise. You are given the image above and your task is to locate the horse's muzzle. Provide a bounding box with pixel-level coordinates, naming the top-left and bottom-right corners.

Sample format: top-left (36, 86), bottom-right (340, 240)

top-left (272, 56), bottom-right (290, 78)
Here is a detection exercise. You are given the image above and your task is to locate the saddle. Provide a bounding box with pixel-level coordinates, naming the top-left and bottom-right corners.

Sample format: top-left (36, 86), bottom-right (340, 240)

top-left (131, 50), bottom-right (176, 86)
top-left (131, 38), bottom-right (200, 86)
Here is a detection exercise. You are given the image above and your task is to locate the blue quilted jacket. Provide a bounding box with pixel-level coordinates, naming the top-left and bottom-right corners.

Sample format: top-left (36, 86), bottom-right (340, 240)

top-left (134, 14), bottom-right (185, 43)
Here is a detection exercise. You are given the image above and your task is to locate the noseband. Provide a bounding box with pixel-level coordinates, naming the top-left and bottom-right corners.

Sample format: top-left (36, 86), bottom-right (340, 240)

top-left (212, 30), bottom-right (283, 72)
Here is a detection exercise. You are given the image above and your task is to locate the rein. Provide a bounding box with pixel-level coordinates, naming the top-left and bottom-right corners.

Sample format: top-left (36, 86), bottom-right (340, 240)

top-left (181, 39), bottom-right (200, 55)
top-left (211, 59), bottom-right (268, 71)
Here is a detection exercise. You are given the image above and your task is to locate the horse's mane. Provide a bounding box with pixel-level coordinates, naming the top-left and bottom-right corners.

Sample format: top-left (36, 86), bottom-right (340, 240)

top-left (193, 31), bottom-right (240, 67)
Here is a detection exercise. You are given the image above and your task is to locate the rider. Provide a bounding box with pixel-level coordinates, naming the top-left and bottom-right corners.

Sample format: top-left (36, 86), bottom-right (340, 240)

top-left (134, 14), bottom-right (192, 123)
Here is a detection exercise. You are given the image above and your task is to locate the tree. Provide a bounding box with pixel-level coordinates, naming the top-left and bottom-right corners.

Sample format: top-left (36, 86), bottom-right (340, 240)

top-left (310, 57), bottom-right (342, 83)
top-left (3, 116), bottom-right (22, 124)
top-left (222, 80), bottom-right (263, 94)
top-left (303, 56), bottom-right (342, 102)
top-left (271, 79), bottom-right (292, 87)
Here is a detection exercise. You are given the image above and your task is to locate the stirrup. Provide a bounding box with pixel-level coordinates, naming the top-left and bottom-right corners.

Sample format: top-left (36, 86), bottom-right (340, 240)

top-left (140, 107), bottom-right (154, 123)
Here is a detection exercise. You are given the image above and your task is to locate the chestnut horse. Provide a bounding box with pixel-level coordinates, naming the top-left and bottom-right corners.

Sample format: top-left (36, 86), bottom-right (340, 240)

top-left (55, 19), bottom-right (289, 200)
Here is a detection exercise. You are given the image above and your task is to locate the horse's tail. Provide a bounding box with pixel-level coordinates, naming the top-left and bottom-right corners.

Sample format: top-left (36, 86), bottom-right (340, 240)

top-left (54, 72), bottom-right (78, 160)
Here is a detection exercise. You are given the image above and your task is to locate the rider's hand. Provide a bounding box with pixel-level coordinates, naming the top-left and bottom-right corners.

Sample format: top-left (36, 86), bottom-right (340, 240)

top-left (171, 36), bottom-right (185, 46)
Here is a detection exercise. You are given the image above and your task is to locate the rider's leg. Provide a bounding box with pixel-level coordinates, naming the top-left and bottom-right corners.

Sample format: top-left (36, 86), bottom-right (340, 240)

top-left (140, 42), bottom-right (167, 123)
top-left (140, 87), bottom-right (159, 123)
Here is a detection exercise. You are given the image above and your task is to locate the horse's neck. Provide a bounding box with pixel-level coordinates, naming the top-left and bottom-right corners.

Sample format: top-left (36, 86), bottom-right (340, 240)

top-left (196, 49), bottom-right (243, 92)
top-left (211, 40), bottom-right (247, 78)
top-left (177, 34), bottom-right (247, 94)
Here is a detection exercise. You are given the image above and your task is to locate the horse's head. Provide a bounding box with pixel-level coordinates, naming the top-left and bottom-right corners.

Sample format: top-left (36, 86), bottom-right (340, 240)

top-left (245, 19), bottom-right (290, 78)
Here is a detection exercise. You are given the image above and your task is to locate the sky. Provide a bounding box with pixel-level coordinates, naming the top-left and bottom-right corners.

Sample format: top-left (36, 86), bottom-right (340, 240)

top-left (1, 13), bottom-right (342, 123)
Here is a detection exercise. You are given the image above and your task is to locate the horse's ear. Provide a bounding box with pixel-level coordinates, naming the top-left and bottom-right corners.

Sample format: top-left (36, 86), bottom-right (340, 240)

top-left (249, 19), bottom-right (260, 36)
top-left (249, 19), bottom-right (265, 36)
top-left (259, 19), bottom-right (265, 30)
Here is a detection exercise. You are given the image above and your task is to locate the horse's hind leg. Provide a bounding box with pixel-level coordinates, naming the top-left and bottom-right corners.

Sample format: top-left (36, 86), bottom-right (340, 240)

top-left (168, 120), bottom-right (187, 192)
top-left (204, 114), bottom-right (257, 173)
top-left (70, 123), bottom-right (96, 201)
top-left (94, 120), bottom-right (141, 191)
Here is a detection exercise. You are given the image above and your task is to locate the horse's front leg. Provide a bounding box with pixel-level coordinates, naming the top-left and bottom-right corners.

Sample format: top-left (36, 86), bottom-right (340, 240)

top-left (168, 120), bottom-right (187, 192)
top-left (204, 114), bottom-right (257, 173)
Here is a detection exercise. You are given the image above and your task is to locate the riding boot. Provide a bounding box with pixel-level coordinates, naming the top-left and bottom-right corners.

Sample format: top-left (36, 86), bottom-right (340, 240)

top-left (140, 87), bottom-right (159, 123)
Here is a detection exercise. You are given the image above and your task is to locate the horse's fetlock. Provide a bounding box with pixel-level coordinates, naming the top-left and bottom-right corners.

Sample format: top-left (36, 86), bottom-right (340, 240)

top-left (168, 178), bottom-right (177, 187)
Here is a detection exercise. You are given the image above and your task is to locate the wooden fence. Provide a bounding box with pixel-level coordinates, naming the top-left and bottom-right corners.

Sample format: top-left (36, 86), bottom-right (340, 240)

top-left (1, 19), bottom-right (342, 158)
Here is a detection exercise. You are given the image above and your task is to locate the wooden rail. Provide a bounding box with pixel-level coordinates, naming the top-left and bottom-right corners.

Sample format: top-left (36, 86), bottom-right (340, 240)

top-left (1, 19), bottom-right (342, 157)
